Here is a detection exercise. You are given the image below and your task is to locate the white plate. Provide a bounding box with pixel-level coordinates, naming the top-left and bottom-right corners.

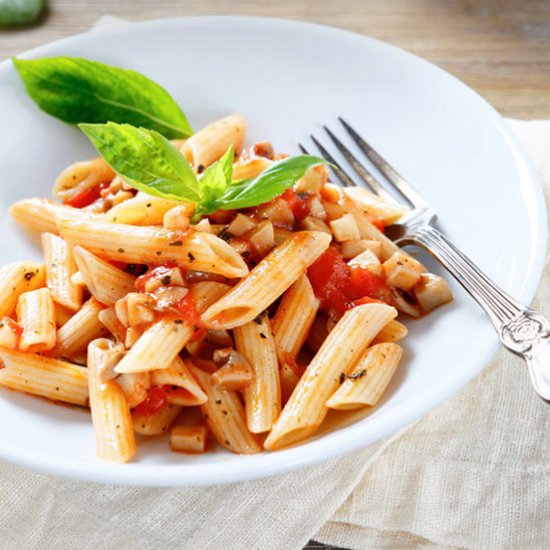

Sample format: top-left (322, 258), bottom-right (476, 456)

top-left (0, 16), bottom-right (545, 486)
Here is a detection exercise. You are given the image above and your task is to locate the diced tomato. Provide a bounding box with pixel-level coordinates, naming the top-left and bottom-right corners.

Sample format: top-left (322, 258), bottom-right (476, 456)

top-left (307, 247), bottom-right (351, 315)
top-left (308, 247), bottom-right (394, 316)
top-left (134, 385), bottom-right (170, 416)
top-left (281, 188), bottom-right (311, 224)
top-left (369, 217), bottom-right (386, 233)
top-left (208, 209), bottom-right (236, 224)
top-left (349, 266), bottom-right (394, 304)
top-left (135, 263), bottom-right (178, 292)
top-left (175, 294), bottom-right (206, 341)
top-left (62, 182), bottom-right (108, 209)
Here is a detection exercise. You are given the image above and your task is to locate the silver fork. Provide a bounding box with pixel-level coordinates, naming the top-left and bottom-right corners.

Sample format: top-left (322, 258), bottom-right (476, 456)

top-left (302, 117), bottom-right (550, 402)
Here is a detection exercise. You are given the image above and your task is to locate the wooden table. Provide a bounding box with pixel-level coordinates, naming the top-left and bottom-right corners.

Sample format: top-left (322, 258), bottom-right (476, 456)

top-left (1, 2), bottom-right (548, 548)
top-left (1, 0), bottom-right (550, 119)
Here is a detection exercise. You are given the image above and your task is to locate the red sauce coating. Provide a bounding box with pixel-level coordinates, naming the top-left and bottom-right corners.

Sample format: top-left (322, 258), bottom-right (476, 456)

top-left (281, 188), bottom-right (311, 224)
top-left (307, 247), bottom-right (393, 316)
top-left (63, 182), bottom-right (108, 209)
top-left (175, 294), bottom-right (206, 342)
top-left (135, 263), bottom-right (178, 292)
top-left (133, 385), bottom-right (170, 416)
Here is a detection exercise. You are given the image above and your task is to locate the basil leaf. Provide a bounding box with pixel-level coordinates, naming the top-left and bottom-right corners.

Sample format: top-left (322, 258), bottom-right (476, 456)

top-left (0, 0), bottom-right (43, 26)
top-left (216, 155), bottom-right (327, 210)
top-left (196, 145), bottom-right (234, 215)
top-left (79, 122), bottom-right (201, 203)
top-left (13, 56), bottom-right (193, 138)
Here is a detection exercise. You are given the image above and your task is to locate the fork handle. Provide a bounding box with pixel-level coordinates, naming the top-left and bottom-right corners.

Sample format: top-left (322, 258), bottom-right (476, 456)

top-left (400, 225), bottom-right (550, 402)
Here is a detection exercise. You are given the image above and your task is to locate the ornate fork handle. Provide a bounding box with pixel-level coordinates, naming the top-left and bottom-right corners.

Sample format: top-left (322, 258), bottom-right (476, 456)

top-left (399, 225), bottom-right (550, 401)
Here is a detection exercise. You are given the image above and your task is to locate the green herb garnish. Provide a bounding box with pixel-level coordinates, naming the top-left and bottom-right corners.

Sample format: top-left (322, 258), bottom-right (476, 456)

top-left (12, 56), bottom-right (193, 138)
top-left (0, 0), bottom-right (43, 26)
top-left (80, 122), bottom-right (327, 220)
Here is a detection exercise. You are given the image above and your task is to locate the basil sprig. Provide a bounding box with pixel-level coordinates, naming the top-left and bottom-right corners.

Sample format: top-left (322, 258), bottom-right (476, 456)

top-left (13, 57), bottom-right (193, 139)
top-left (80, 122), bottom-right (327, 220)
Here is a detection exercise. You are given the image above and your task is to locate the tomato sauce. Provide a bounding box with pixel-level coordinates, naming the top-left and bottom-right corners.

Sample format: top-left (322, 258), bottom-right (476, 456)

top-left (135, 263), bottom-right (178, 292)
top-left (281, 188), bottom-right (311, 224)
top-left (175, 294), bottom-right (206, 342)
top-left (307, 247), bottom-right (393, 316)
top-left (133, 385), bottom-right (170, 416)
top-left (63, 182), bottom-right (108, 209)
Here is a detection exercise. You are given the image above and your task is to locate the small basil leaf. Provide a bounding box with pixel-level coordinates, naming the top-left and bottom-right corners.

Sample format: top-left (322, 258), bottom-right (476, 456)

top-left (216, 155), bottom-right (327, 210)
top-left (79, 122), bottom-right (201, 203)
top-left (13, 56), bottom-right (193, 138)
top-left (199, 145), bottom-right (234, 205)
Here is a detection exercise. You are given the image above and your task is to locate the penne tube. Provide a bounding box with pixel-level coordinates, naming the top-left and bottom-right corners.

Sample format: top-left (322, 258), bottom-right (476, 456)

top-left (372, 319), bottom-right (408, 344)
top-left (133, 402), bottom-right (182, 435)
top-left (170, 425), bottom-right (208, 454)
top-left (264, 303), bottom-right (397, 450)
top-left (232, 157), bottom-right (273, 181)
top-left (0, 318), bottom-right (21, 349)
top-left (234, 315), bottom-right (281, 433)
top-left (181, 114), bottom-right (246, 169)
top-left (98, 306), bottom-right (127, 343)
top-left (42, 232), bottom-right (83, 311)
top-left (151, 356), bottom-right (207, 406)
top-left (57, 216), bottom-right (249, 279)
top-left (54, 303), bottom-right (75, 327)
top-left (0, 262), bottom-right (45, 318)
top-left (190, 365), bottom-right (262, 454)
top-left (104, 192), bottom-right (191, 225)
top-left (188, 282), bottom-right (232, 314)
top-left (73, 246), bottom-right (136, 305)
top-left (114, 318), bottom-right (194, 374)
top-left (326, 343), bottom-right (403, 410)
top-left (280, 362), bottom-right (300, 405)
top-left (50, 298), bottom-right (106, 359)
top-left (272, 275), bottom-right (320, 363)
top-left (342, 187), bottom-right (408, 225)
top-left (0, 347), bottom-right (88, 406)
top-left (9, 198), bottom-right (79, 235)
top-left (17, 288), bottom-right (56, 352)
top-left (202, 231), bottom-right (331, 329)
top-left (53, 157), bottom-right (115, 200)
top-left (88, 339), bottom-right (136, 463)
top-left (116, 372), bottom-right (150, 408)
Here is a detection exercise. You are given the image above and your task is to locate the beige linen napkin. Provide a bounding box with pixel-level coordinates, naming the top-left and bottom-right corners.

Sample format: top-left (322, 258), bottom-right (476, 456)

top-left (1, 17), bottom-right (550, 550)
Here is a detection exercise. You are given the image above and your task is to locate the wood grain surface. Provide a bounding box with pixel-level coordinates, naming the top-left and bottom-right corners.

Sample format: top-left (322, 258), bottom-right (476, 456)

top-left (1, 0), bottom-right (550, 118)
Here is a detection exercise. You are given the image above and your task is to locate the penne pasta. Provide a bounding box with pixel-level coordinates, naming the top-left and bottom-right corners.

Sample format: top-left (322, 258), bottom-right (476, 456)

top-left (234, 315), bottom-right (281, 433)
top-left (272, 275), bottom-right (320, 363)
top-left (9, 198), bottom-right (78, 235)
top-left (264, 303), bottom-right (397, 450)
top-left (181, 114), bottom-right (246, 169)
top-left (0, 347), bottom-right (88, 406)
top-left (53, 157), bottom-right (115, 200)
top-left (133, 402), bottom-right (182, 435)
top-left (372, 319), bottom-right (408, 344)
top-left (87, 339), bottom-right (136, 463)
top-left (104, 192), bottom-right (191, 225)
top-left (232, 157), bottom-right (273, 181)
top-left (342, 186), bottom-right (408, 225)
top-left (202, 231), bottom-right (331, 329)
top-left (73, 246), bottom-right (136, 305)
top-left (50, 298), bottom-right (106, 359)
top-left (114, 318), bottom-right (195, 374)
top-left (54, 303), bottom-right (75, 327)
top-left (190, 365), bottom-right (262, 454)
top-left (42, 232), bottom-right (83, 311)
top-left (326, 343), bottom-right (403, 409)
top-left (0, 261), bottom-right (45, 318)
top-left (17, 288), bottom-right (56, 352)
top-left (116, 372), bottom-right (150, 408)
top-left (170, 425), bottom-right (208, 454)
top-left (98, 306), bottom-right (127, 343)
top-left (188, 282), bottom-right (232, 314)
top-left (151, 356), bottom-right (207, 406)
top-left (57, 216), bottom-right (249, 279)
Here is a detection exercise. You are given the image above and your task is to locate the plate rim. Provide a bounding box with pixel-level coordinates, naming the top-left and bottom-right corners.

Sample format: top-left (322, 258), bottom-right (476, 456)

top-left (0, 15), bottom-right (546, 486)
